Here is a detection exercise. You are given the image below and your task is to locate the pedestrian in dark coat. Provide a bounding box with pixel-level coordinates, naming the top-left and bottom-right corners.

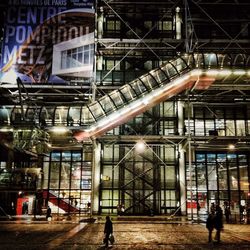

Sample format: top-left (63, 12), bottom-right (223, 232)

top-left (46, 206), bottom-right (52, 220)
top-left (214, 205), bottom-right (223, 243)
top-left (224, 205), bottom-right (231, 223)
top-left (206, 211), bottom-right (215, 243)
top-left (104, 216), bottom-right (113, 247)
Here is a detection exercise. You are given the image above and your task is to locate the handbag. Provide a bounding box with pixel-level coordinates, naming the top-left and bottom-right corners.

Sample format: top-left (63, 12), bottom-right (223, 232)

top-left (109, 234), bottom-right (115, 244)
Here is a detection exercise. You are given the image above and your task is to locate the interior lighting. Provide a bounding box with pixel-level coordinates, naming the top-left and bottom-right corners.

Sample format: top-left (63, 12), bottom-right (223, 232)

top-left (91, 96), bottom-right (148, 131)
top-left (190, 69), bottom-right (202, 76)
top-left (0, 127), bottom-right (13, 132)
top-left (96, 117), bottom-right (112, 128)
top-left (142, 96), bottom-right (151, 105)
top-left (218, 69), bottom-right (232, 76)
top-left (50, 126), bottom-right (69, 133)
top-left (233, 69), bottom-right (246, 75)
top-left (228, 144), bottom-right (235, 150)
top-left (86, 127), bottom-right (95, 132)
top-left (206, 70), bottom-right (219, 75)
top-left (135, 140), bottom-right (146, 153)
top-left (152, 90), bottom-right (160, 97)
top-left (130, 101), bottom-right (142, 110)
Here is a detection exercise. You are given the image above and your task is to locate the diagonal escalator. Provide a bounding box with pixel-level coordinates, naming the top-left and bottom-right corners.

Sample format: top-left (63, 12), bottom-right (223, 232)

top-left (74, 53), bottom-right (250, 141)
top-left (44, 190), bottom-right (79, 214)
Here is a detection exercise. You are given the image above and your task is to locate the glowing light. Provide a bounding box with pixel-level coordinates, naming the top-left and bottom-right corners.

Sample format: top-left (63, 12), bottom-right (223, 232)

top-left (206, 70), bottom-right (219, 75)
top-left (233, 69), bottom-right (246, 75)
top-left (190, 69), bottom-right (202, 76)
top-left (50, 126), bottom-right (69, 133)
top-left (135, 140), bottom-right (146, 153)
top-left (228, 144), bottom-right (235, 150)
top-left (96, 118), bottom-right (110, 128)
top-left (0, 127), bottom-right (13, 132)
top-left (86, 127), bottom-right (95, 132)
top-left (218, 69), bottom-right (232, 76)
top-left (142, 96), bottom-right (151, 105)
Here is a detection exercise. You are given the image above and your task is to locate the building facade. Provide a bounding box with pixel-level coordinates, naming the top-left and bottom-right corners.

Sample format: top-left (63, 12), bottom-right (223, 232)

top-left (0, 0), bottom-right (250, 222)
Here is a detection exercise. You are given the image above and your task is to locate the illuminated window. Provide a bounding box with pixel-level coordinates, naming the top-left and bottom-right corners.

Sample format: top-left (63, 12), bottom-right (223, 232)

top-left (105, 60), bottom-right (121, 71)
top-left (157, 20), bottom-right (172, 31)
top-left (61, 44), bottom-right (94, 70)
top-left (106, 19), bottom-right (121, 31)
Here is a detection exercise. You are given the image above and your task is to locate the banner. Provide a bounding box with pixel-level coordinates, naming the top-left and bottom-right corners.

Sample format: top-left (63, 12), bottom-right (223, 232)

top-left (1, 0), bottom-right (94, 84)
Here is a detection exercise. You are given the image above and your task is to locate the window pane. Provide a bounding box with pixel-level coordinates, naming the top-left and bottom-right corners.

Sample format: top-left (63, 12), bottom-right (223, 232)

top-left (207, 163), bottom-right (217, 190)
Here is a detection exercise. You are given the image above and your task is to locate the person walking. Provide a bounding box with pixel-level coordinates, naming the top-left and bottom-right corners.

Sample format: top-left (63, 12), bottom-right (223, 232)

top-left (214, 204), bottom-right (223, 243)
top-left (46, 206), bottom-right (52, 221)
top-left (206, 211), bottom-right (215, 243)
top-left (104, 216), bottom-right (113, 248)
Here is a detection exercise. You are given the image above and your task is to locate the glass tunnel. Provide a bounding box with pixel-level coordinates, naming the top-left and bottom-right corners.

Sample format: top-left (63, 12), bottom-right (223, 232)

top-left (0, 53), bottom-right (250, 140)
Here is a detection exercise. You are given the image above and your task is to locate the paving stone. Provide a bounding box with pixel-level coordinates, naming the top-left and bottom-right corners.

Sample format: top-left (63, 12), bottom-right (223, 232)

top-left (0, 218), bottom-right (249, 250)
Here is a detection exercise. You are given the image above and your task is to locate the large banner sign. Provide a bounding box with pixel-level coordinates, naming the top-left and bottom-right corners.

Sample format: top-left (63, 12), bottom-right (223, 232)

top-left (1, 0), bottom-right (94, 84)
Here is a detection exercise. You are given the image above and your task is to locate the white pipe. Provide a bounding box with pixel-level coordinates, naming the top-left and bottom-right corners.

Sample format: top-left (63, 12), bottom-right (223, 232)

top-left (175, 7), bottom-right (182, 40)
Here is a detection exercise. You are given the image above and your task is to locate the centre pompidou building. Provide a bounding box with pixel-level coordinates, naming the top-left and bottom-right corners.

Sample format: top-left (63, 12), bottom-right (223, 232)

top-left (0, 0), bottom-right (249, 222)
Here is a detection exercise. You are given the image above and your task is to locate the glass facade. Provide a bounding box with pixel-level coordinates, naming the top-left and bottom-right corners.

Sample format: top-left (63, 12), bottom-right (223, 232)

top-left (188, 152), bottom-right (250, 222)
top-left (100, 142), bottom-right (179, 215)
top-left (1, 100), bottom-right (250, 220)
top-left (0, 146), bottom-right (92, 216)
top-left (187, 105), bottom-right (249, 136)
top-left (1, 1), bottom-right (250, 223)
top-left (42, 148), bottom-right (92, 215)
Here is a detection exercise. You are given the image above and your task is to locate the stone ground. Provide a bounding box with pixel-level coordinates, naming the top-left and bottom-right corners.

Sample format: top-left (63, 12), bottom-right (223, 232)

top-left (0, 216), bottom-right (249, 250)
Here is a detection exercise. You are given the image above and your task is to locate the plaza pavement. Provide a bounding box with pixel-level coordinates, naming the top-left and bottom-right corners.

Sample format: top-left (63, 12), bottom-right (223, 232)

top-left (0, 215), bottom-right (249, 250)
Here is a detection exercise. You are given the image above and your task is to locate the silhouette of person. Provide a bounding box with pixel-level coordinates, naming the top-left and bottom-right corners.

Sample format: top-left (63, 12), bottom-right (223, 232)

top-left (206, 211), bottom-right (215, 243)
top-left (117, 204), bottom-right (121, 216)
top-left (46, 206), bottom-right (52, 220)
top-left (214, 204), bottom-right (223, 243)
top-left (210, 202), bottom-right (216, 214)
top-left (224, 203), bottom-right (231, 223)
top-left (104, 216), bottom-right (113, 247)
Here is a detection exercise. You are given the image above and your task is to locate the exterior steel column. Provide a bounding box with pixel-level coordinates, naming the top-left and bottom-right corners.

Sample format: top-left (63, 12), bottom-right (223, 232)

top-left (178, 101), bottom-right (185, 136)
top-left (175, 7), bottom-right (182, 40)
top-left (179, 148), bottom-right (187, 215)
top-left (178, 106), bottom-right (187, 216)
top-left (91, 140), bottom-right (101, 215)
top-left (97, 7), bottom-right (104, 39)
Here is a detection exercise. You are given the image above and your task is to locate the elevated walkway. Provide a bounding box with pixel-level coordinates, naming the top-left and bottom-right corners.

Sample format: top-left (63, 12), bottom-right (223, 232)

top-left (1, 53), bottom-right (249, 142)
top-left (74, 53), bottom-right (250, 140)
